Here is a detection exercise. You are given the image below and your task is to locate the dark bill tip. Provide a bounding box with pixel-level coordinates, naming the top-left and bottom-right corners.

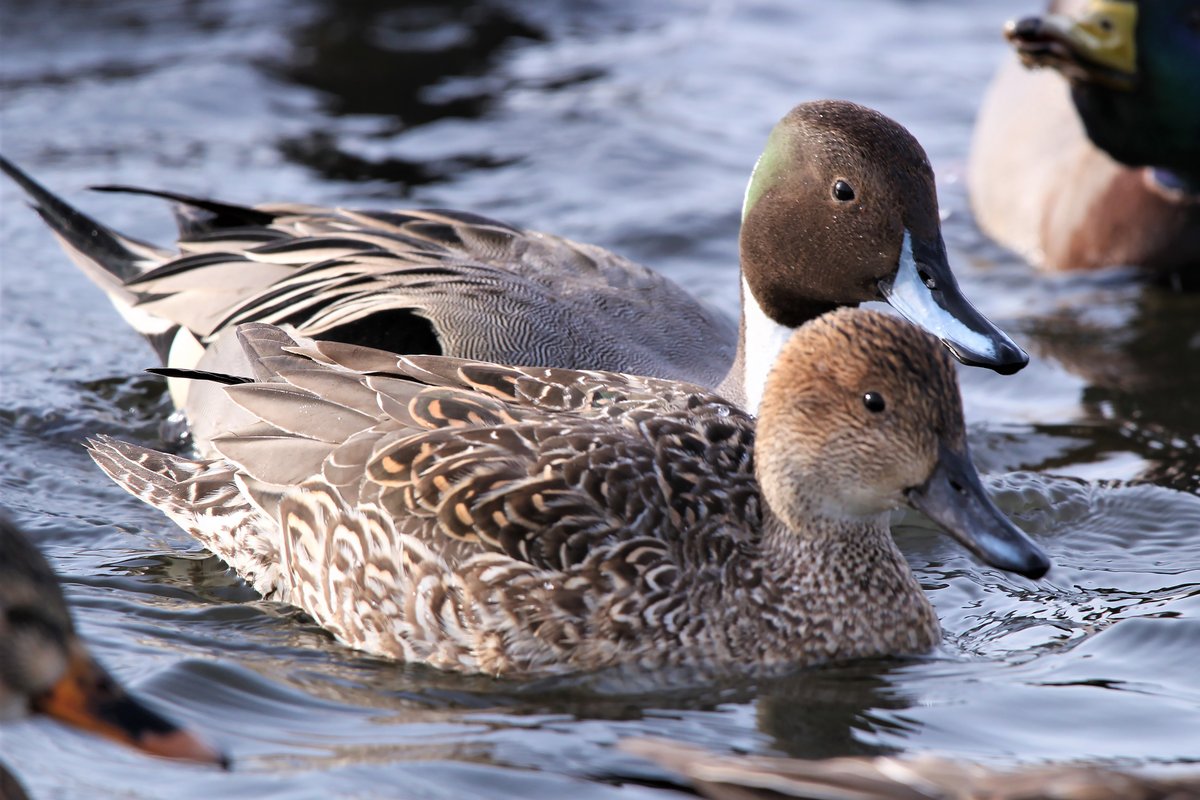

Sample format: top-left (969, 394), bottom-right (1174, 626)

top-left (1004, 15), bottom-right (1061, 47)
top-left (32, 648), bottom-right (228, 768)
top-left (943, 339), bottom-right (1029, 376)
top-left (880, 231), bottom-right (1030, 375)
top-left (907, 445), bottom-right (1050, 580)
top-left (138, 726), bottom-right (231, 769)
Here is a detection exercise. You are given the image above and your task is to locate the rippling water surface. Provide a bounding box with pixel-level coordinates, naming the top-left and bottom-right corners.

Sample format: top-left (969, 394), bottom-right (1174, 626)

top-left (1, 1), bottom-right (1198, 796)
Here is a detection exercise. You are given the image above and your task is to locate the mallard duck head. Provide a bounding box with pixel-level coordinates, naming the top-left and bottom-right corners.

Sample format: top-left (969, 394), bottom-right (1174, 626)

top-left (1006, 0), bottom-right (1200, 183)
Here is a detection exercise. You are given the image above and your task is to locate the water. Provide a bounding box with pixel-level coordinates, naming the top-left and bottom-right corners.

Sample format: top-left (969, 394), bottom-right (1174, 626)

top-left (1, 0), bottom-right (1198, 796)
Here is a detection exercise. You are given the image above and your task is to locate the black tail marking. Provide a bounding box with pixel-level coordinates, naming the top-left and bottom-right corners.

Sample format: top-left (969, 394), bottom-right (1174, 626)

top-left (147, 367), bottom-right (253, 386)
top-left (0, 154), bottom-right (148, 283)
top-left (91, 185), bottom-right (277, 233)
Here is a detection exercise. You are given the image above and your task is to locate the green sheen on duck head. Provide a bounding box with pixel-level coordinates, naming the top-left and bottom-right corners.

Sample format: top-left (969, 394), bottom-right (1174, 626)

top-left (739, 101), bottom-right (942, 328)
top-left (1078, 0), bottom-right (1200, 183)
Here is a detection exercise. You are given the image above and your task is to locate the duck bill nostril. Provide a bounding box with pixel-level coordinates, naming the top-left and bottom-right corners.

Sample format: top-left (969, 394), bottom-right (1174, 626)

top-left (906, 445), bottom-right (1051, 580)
top-left (878, 230), bottom-right (1030, 375)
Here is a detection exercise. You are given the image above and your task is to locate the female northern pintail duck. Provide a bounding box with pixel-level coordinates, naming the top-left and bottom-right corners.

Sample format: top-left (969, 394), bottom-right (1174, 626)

top-left (970, 0), bottom-right (1200, 272)
top-left (624, 739), bottom-right (1200, 800)
top-left (87, 309), bottom-right (1049, 678)
top-left (2, 100), bottom-right (1025, 443)
top-left (0, 513), bottom-right (225, 766)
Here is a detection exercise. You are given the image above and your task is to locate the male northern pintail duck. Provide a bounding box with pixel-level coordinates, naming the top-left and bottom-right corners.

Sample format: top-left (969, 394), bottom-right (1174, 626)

top-left (969, 0), bottom-right (1200, 272)
top-left (87, 309), bottom-right (1049, 678)
top-left (0, 512), bottom-right (225, 766)
top-left (2, 100), bottom-right (1026, 444)
top-left (623, 739), bottom-right (1200, 800)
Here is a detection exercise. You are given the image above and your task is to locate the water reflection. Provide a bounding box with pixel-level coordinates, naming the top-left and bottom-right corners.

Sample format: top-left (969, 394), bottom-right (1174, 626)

top-left (114, 538), bottom-right (915, 765)
top-left (273, 0), bottom-right (546, 122)
top-left (756, 664), bottom-right (910, 759)
top-left (1021, 280), bottom-right (1200, 493)
top-left (266, 0), bottom-right (580, 188)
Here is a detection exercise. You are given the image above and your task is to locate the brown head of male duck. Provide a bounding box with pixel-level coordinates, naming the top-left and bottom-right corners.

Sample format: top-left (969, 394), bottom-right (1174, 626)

top-left (0, 513), bottom-right (226, 766)
top-left (733, 101), bottom-right (1028, 412)
top-left (3, 100), bottom-right (1024, 447)
top-left (88, 309), bottom-right (1048, 679)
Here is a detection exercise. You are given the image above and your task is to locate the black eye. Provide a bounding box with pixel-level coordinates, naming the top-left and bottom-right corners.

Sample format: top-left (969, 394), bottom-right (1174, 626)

top-left (863, 391), bottom-right (886, 413)
top-left (832, 179), bottom-right (855, 202)
top-left (1097, 16), bottom-right (1113, 32)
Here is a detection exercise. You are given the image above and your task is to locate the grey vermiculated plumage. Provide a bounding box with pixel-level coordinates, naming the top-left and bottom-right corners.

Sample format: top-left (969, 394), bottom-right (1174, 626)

top-left (3, 99), bottom-right (1029, 450)
top-left (145, 205), bottom-right (736, 383)
top-left (3, 149), bottom-right (735, 382)
top-left (87, 310), bottom-right (1047, 678)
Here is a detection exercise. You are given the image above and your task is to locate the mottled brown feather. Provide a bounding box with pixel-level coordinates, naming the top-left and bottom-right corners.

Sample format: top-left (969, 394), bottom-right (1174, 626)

top-left (88, 310), bottom-right (1005, 678)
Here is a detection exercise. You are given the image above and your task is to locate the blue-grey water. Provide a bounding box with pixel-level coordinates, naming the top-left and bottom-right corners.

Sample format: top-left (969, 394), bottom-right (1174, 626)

top-left (1, 1), bottom-right (1198, 797)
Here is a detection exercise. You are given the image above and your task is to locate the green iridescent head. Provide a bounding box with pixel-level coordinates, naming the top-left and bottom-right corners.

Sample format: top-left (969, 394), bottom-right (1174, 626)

top-left (1008, 0), bottom-right (1200, 183)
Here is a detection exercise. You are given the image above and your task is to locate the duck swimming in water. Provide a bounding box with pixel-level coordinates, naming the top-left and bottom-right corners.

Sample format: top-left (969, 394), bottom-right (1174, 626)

top-left (87, 308), bottom-right (1048, 679)
top-left (3, 100), bottom-right (1026, 454)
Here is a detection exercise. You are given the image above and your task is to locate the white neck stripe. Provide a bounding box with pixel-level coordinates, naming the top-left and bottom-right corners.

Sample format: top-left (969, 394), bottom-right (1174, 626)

top-left (741, 277), bottom-right (794, 416)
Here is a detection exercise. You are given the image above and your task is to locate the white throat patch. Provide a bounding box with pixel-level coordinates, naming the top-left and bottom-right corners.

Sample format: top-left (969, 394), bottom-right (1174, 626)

top-left (741, 277), bottom-right (795, 416)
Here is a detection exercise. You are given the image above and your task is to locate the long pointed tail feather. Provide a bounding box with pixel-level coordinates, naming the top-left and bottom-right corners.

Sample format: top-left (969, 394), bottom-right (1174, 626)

top-left (147, 367), bottom-right (253, 386)
top-left (0, 154), bottom-right (167, 286)
top-left (91, 184), bottom-right (277, 235)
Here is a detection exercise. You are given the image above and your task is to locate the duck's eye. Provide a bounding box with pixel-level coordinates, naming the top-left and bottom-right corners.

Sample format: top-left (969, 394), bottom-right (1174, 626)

top-left (863, 391), bottom-right (886, 413)
top-left (832, 179), bottom-right (856, 202)
top-left (1097, 16), bottom-right (1113, 32)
